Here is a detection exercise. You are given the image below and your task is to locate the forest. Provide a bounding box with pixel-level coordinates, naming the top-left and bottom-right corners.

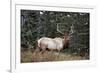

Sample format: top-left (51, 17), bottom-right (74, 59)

top-left (21, 10), bottom-right (90, 63)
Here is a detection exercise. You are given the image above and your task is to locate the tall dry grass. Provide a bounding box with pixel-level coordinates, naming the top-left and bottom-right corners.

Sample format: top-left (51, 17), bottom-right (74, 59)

top-left (21, 49), bottom-right (88, 63)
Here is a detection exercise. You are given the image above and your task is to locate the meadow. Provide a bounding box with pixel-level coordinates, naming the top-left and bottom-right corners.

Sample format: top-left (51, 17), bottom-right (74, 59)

top-left (21, 48), bottom-right (89, 63)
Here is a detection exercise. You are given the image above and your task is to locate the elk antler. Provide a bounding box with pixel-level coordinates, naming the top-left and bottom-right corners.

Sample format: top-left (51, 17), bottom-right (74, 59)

top-left (57, 24), bottom-right (64, 35)
top-left (69, 24), bottom-right (74, 36)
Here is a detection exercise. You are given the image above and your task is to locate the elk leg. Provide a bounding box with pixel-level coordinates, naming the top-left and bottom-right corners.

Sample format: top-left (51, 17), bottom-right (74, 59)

top-left (35, 46), bottom-right (40, 53)
top-left (40, 47), bottom-right (46, 54)
top-left (40, 44), bottom-right (47, 54)
top-left (57, 49), bottom-right (61, 57)
top-left (50, 49), bottom-right (54, 54)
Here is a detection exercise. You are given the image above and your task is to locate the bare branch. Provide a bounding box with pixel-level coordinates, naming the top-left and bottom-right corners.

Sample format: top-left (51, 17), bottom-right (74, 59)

top-left (69, 24), bottom-right (74, 36)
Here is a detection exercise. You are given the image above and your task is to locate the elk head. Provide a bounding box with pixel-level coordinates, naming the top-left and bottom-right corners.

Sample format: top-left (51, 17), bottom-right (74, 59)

top-left (56, 23), bottom-right (71, 49)
top-left (63, 34), bottom-right (71, 49)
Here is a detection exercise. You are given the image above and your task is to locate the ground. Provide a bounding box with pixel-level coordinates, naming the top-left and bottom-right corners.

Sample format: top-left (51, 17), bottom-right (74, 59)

top-left (21, 49), bottom-right (89, 63)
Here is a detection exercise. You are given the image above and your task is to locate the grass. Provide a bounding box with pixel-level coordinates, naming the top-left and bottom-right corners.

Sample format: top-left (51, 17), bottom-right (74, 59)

top-left (21, 49), bottom-right (89, 63)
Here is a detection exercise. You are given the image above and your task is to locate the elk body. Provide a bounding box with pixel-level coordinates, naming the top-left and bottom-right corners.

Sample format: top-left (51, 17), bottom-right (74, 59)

top-left (37, 36), bottom-right (70, 53)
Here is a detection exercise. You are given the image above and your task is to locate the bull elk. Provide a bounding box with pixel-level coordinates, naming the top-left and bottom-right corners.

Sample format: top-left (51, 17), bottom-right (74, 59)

top-left (37, 25), bottom-right (70, 52)
top-left (37, 35), bottom-right (70, 53)
top-left (37, 24), bottom-right (72, 53)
